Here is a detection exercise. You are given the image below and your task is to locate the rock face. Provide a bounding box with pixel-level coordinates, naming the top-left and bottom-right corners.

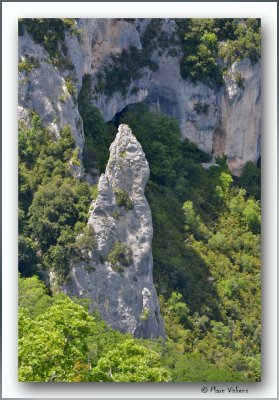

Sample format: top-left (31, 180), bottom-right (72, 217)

top-left (18, 32), bottom-right (84, 150)
top-left (146, 54), bottom-right (219, 154)
top-left (18, 19), bottom-right (261, 176)
top-left (215, 59), bottom-right (261, 176)
top-left (64, 124), bottom-right (165, 339)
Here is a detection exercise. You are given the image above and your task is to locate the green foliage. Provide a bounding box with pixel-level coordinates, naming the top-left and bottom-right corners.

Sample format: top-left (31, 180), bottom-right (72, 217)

top-left (140, 307), bottom-right (150, 321)
top-left (19, 293), bottom-right (97, 382)
top-left (18, 55), bottom-right (40, 75)
top-left (219, 19), bottom-right (261, 65)
top-left (168, 352), bottom-right (247, 382)
top-left (177, 19), bottom-right (222, 85)
top-left (18, 115), bottom-right (94, 282)
top-left (91, 340), bottom-right (171, 382)
top-left (114, 188), bottom-right (133, 210)
top-left (193, 102), bottom-right (209, 115)
top-left (119, 103), bottom-right (182, 186)
top-left (78, 77), bottom-right (116, 172)
top-left (107, 242), bottom-right (132, 272)
top-left (237, 161), bottom-right (261, 200)
top-left (18, 235), bottom-right (38, 276)
top-left (182, 200), bottom-right (209, 240)
top-left (19, 18), bottom-right (79, 70)
top-left (18, 277), bottom-right (170, 382)
top-left (177, 18), bottom-right (261, 85)
top-left (96, 46), bottom-right (157, 97)
top-left (181, 186), bottom-right (261, 380)
top-left (92, 340), bottom-right (170, 382)
top-left (18, 275), bottom-right (52, 318)
top-left (64, 76), bottom-right (77, 96)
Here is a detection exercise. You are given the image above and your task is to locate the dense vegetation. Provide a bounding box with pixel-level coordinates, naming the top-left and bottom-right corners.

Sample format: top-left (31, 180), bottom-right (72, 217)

top-left (18, 18), bottom-right (261, 382)
top-left (18, 275), bottom-right (171, 382)
top-left (177, 18), bottom-right (261, 86)
top-left (18, 275), bottom-right (247, 382)
top-left (18, 114), bottom-right (96, 283)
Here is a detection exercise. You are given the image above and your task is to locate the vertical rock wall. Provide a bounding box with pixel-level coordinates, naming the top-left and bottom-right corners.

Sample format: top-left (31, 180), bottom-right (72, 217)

top-left (215, 59), bottom-right (261, 175)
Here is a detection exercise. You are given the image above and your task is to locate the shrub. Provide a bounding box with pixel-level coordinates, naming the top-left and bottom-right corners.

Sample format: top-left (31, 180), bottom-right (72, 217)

top-left (237, 161), bottom-right (261, 200)
top-left (18, 55), bottom-right (40, 75)
top-left (107, 242), bottom-right (132, 272)
top-left (65, 77), bottom-right (77, 96)
top-left (114, 188), bottom-right (133, 210)
top-left (193, 102), bottom-right (209, 115)
top-left (94, 38), bottom-right (159, 97)
top-left (235, 72), bottom-right (244, 89)
top-left (141, 307), bottom-right (150, 321)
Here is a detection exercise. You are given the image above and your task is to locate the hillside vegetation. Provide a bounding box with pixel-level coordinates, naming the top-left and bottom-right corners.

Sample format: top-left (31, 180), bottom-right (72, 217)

top-left (19, 104), bottom-right (261, 381)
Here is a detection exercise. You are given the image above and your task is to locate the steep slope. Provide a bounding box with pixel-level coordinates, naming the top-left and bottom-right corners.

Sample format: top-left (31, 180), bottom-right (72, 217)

top-left (63, 124), bottom-right (165, 338)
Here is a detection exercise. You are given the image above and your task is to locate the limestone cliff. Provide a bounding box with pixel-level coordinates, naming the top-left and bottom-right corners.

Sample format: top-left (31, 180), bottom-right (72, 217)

top-left (18, 31), bottom-right (84, 151)
top-left (215, 59), bottom-right (261, 176)
top-left (63, 124), bottom-right (165, 339)
top-left (18, 18), bottom-right (261, 176)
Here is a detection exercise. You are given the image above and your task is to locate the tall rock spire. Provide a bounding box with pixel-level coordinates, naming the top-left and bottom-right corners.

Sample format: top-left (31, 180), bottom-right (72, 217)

top-left (64, 124), bottom-right (165, 338)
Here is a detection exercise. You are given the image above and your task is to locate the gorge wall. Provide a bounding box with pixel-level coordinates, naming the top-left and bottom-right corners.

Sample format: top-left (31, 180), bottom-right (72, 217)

top-left (18, 18), bottom-right (261, 176)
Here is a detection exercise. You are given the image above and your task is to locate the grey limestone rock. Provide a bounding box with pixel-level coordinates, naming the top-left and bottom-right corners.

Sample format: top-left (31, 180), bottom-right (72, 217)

top-left (18, 19), bottom-right (261, 176)
top-left (64, 124), bottom-right (165, 339)
top-left (215, 58), bottom-right (261, 176)
top-left (18, 32), bottom-right (84, 151)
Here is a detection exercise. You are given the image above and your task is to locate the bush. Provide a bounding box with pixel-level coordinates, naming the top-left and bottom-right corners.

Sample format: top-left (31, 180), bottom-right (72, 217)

top-left (96, 46), bottom-right (158, 97)
top-left (193, 102), bottom-right (209, 115)
top-left (237, 161), bottom-right (261, 200)
top-left (64, 77), bottom-right (77, 97)
top-left (114, 188), bottom-right (133, 210)
top-left (18, 55), bottom-right (40, 75)
top-left (107, 242), bottom-right (132, 272)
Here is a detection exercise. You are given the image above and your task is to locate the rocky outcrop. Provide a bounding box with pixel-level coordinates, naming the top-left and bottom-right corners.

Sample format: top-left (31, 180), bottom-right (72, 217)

top-left (18, 32), bottom-right (84, 150)
top-left (146, 54), bottom-right (260, 175)
top-left (146, 54), bottom-right (219, 154)
top-left (63, 124), bottom-right (165, 339)
top-left (215, 59), bottom-right (261, 176)
top-left (77, 18), bottom-right (260, 174)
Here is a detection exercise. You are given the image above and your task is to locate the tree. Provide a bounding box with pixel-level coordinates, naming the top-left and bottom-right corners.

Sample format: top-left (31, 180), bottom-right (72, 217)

top-left (18, 294), bottom-right (95, 382)
top-left (91, 340), bottom-right (171, 382)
